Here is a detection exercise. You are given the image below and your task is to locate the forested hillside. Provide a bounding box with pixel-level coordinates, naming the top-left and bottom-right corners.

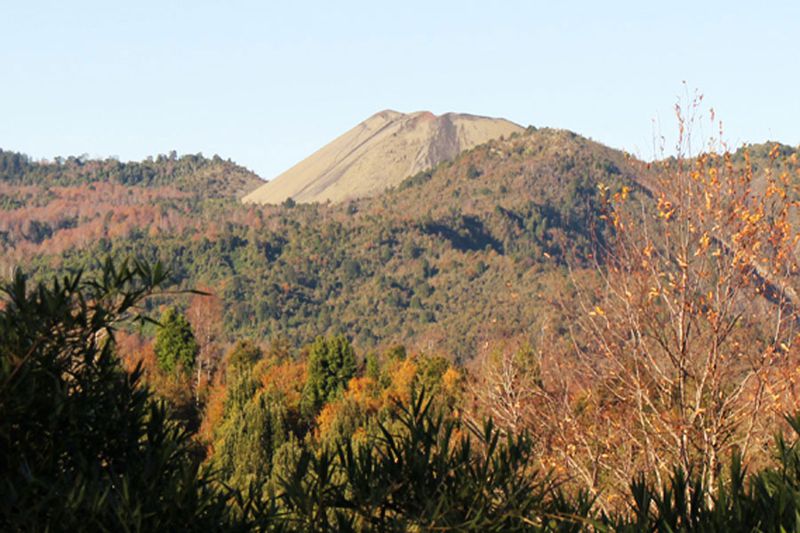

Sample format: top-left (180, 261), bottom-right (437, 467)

top-left (0, 128), bottom-right (643, 360)
top-left (0, 150), bottom-right (261, 275)
top-left (3, 134), bottom-right (796, 361)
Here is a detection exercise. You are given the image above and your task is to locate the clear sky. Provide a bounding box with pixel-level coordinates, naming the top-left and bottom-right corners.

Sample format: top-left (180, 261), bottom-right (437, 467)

top-left (2, 1), bottom-right (798, 179)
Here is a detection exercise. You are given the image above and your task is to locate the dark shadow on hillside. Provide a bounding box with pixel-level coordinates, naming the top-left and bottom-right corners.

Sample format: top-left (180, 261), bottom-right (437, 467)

top-left (422, 215), bottom-right (503, 253)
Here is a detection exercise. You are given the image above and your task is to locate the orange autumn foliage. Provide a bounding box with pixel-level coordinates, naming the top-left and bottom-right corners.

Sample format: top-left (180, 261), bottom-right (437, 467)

top-left (315, 376), bottom-right (381, 442)
top-left (199, 382), bottom-right (227, 446)
top-left (381, 358), bottom-right (418, 405)
top-left (258, 358), bottom-right (307, 412)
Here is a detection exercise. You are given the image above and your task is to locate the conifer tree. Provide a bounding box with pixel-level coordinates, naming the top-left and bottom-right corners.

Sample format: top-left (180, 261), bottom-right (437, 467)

top-left (301, 335), bottom-right (356, 419)
top-left (154, 306), bottom-right (199, 374)
top-left (209, 341), bottom-right (288, 495)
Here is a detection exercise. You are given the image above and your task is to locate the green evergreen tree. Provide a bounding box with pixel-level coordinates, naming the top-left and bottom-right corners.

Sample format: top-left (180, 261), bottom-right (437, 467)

top-left (209, 341), bottom-right (288, 496)
top-left (154, 306), bottom-right (199, 374)
top-left (229, 339), bottom-right (261, 366)
top-left (224, 340), bottom-right (262, 414)
top-left (365, 351), bottom-right (380, 381)
top-left (301, 335), bottom-right (356, 419)
top-left (212, 393), bottom-right (287, 495)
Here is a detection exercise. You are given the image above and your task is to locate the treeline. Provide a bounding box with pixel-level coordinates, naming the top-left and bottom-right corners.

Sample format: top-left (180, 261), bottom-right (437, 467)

top-left (0, 148), bottom-right (262, 196)
top-left (5, 260), bottom-right (800, 531)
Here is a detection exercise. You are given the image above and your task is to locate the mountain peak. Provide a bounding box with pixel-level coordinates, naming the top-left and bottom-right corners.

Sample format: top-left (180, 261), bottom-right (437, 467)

top-left (243, 110), bottom-right (524, 205)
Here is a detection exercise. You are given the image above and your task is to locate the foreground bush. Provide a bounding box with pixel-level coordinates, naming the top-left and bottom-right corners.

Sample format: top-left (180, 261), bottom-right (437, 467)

top-left (0, 260), bottom-right (241, 531)
top-left (275, 392), bottom-right (593, 531)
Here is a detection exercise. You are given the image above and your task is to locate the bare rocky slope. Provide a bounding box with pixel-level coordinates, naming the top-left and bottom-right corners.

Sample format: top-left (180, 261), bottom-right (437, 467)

top-left (242, 110), bottom-right (524, 204)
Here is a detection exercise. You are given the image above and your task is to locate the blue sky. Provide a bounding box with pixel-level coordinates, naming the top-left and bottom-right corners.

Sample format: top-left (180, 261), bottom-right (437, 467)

top-left (2, 1), bottom-right (798, 178)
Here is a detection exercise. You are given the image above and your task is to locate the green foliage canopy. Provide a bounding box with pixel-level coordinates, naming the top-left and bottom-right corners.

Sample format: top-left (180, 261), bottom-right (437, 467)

top-left (155, 306), bottom-right (199, 374)
top-left (301, 334), bottom-right (356, 419)
top-left (209, 342), bottom-right (288, 495)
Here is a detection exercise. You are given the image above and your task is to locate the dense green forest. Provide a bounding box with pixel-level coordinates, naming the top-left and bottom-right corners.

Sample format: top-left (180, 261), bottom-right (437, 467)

top-left (4, 131), bottom-right (793, 361)
top-left (0, 129), bottom-right (640, 360)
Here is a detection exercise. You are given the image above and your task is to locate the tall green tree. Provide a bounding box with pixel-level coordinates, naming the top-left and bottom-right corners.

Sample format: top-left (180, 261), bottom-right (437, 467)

top-left (301, 334), bottom-right (356, 419)
top-left (209, 341), bottom-right (288, 497)
top-left (154, 306), bottom-right (199, 374)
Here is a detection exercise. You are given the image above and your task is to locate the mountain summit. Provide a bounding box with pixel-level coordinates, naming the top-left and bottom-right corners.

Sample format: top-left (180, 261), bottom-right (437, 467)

top-left (243, 110), bottom-right (524, 204)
